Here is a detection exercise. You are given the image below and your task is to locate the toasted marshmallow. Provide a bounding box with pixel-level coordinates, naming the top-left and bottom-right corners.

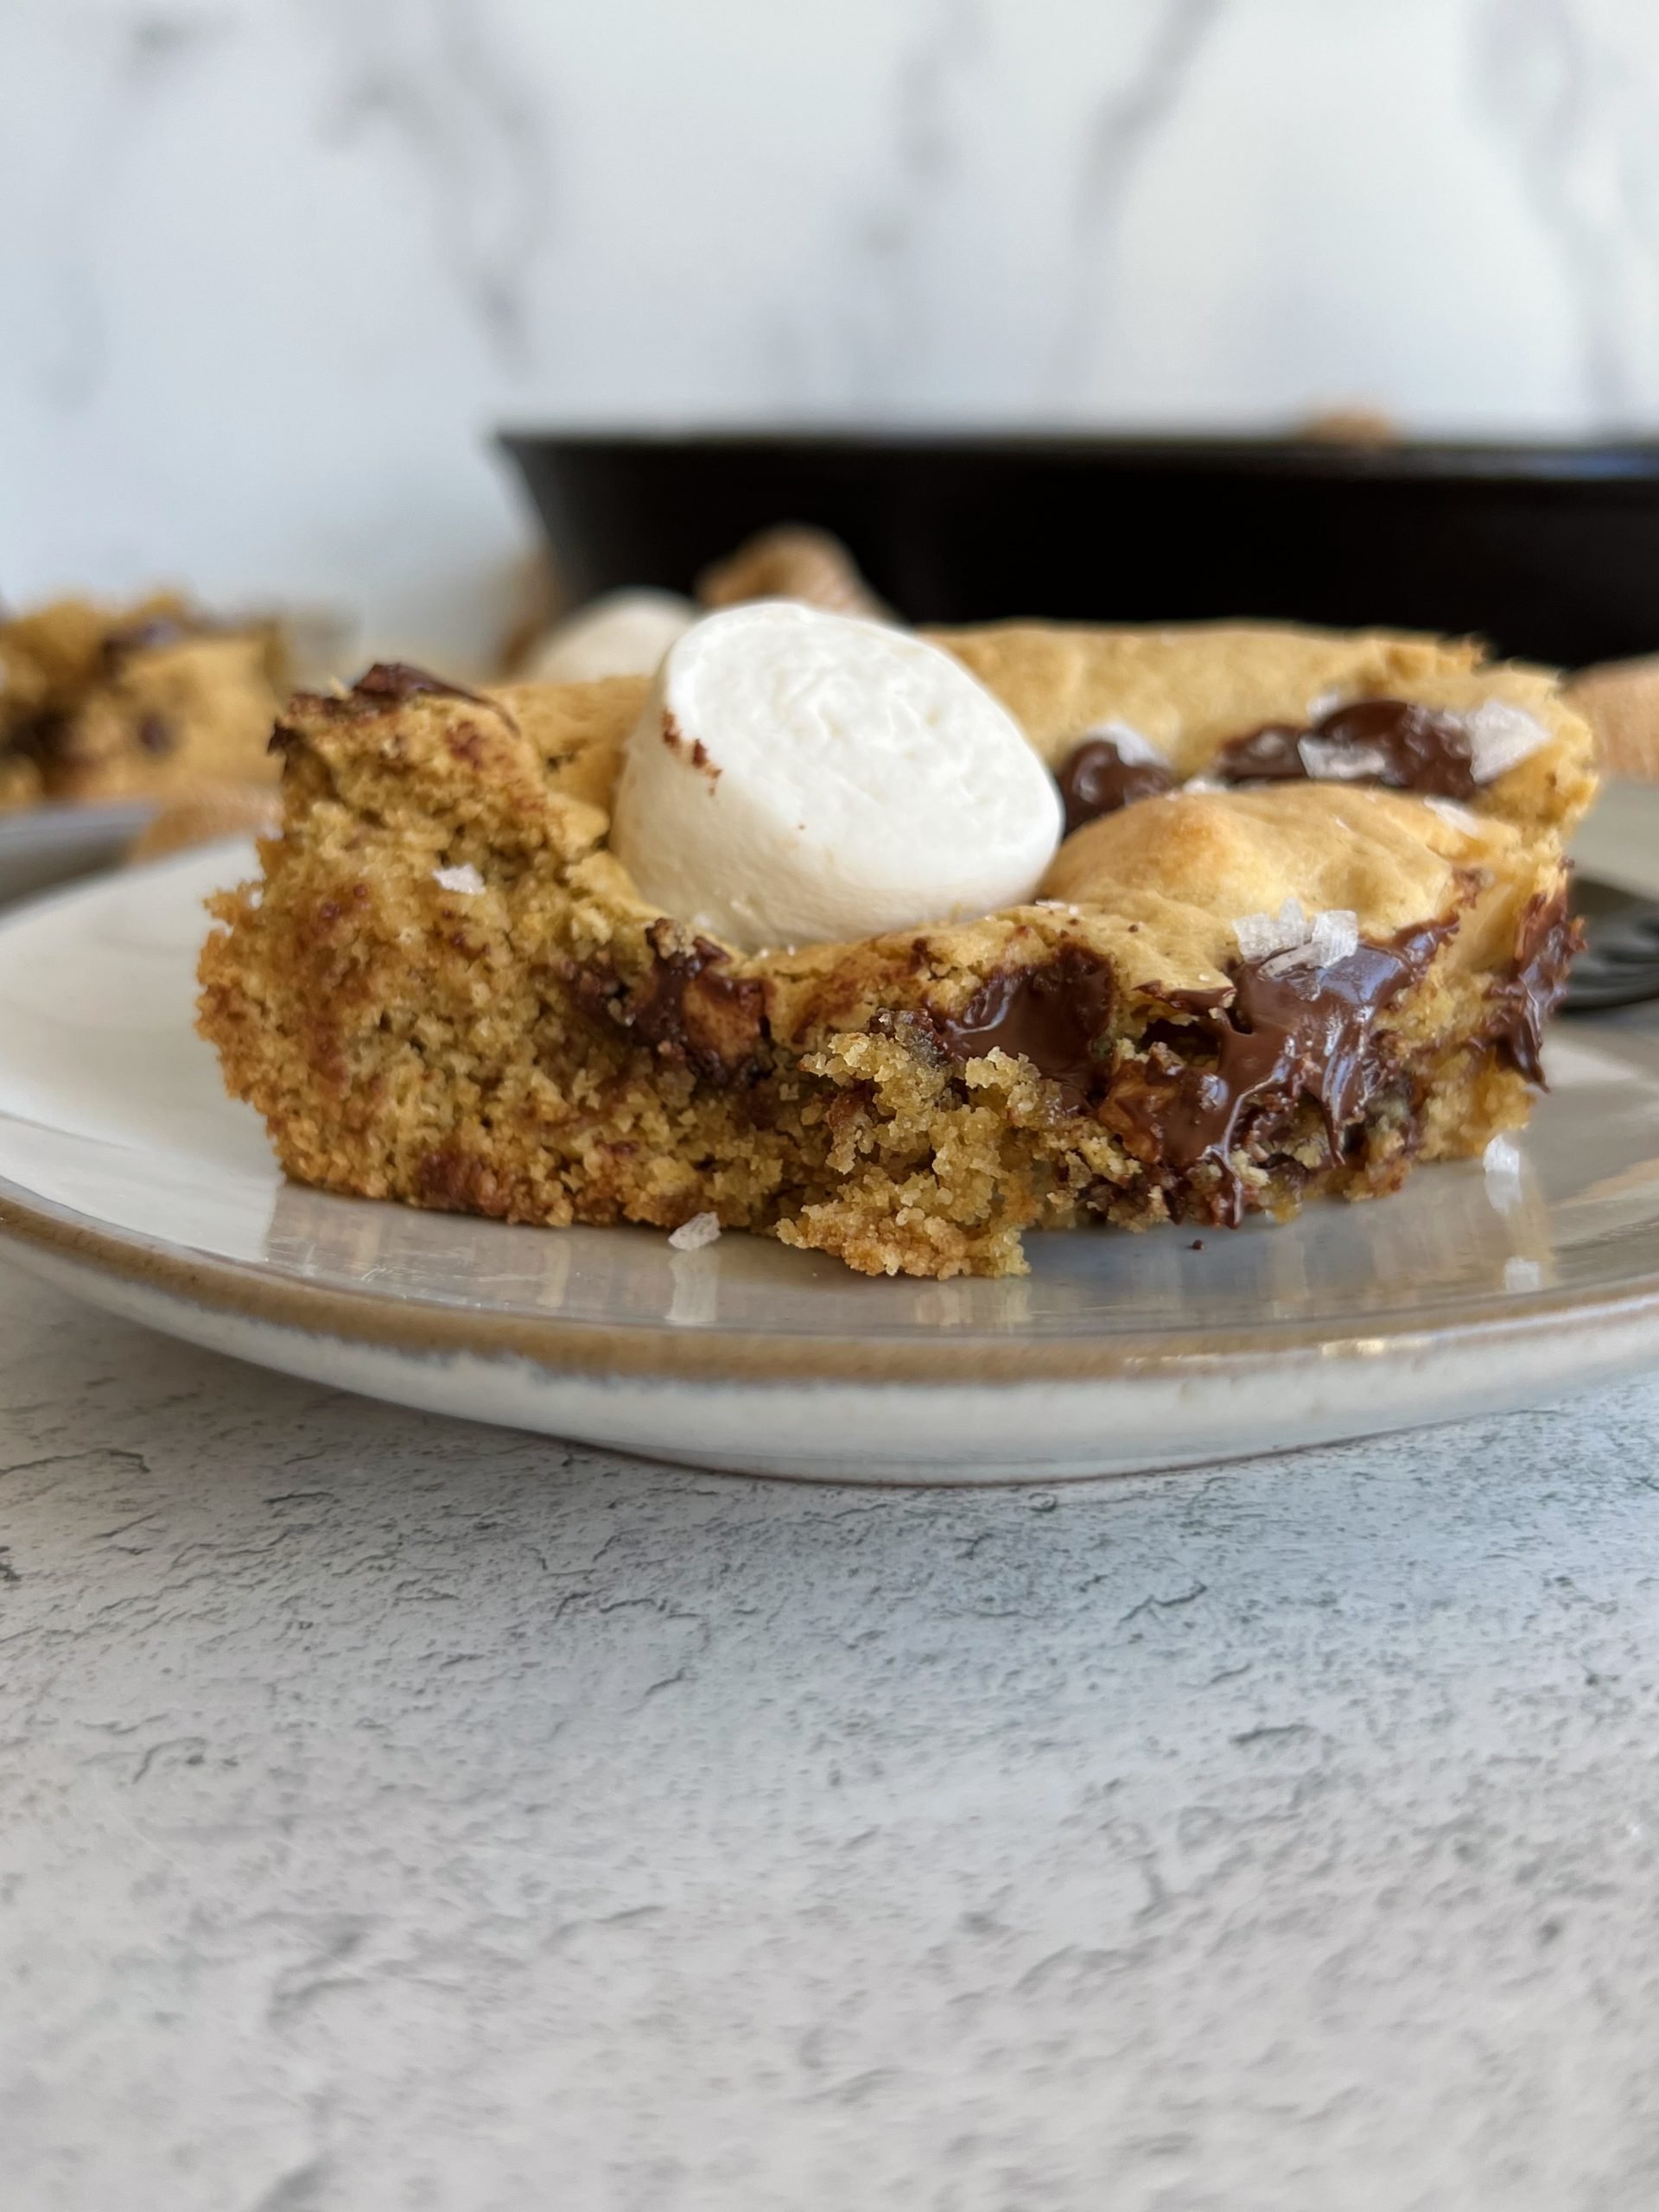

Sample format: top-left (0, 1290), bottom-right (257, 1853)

top-left (524, 589), bottom-right (696, 684)
top-left (609, 602), bottom-right (1063, 951)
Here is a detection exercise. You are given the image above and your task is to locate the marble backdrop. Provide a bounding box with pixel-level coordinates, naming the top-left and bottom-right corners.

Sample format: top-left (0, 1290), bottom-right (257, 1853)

top-left (5, 0), bottom-right (1659, 660)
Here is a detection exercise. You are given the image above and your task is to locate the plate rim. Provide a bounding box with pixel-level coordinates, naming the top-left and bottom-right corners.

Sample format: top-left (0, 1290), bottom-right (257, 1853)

top-left (0, 798), bottom-right (159, 855)
top-left (5, 1172), bottom-right (1659, 1389)
top-left (4, 830), bottom-right (1659, 1393)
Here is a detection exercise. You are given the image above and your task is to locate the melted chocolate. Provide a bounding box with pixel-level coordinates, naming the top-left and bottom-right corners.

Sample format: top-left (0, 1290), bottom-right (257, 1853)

top-left (935, 947), bottom-right (1116, 1108)
top-left (272, 661), bottom-right (510, 753)
top-left (1115, 923), bottom-right (1453, 1226)
top-left (1056, 738), bottom-right (1178, 832)
top-left (1484, 885), bottom-right (1582, 1085)
top-left (1210, 721), bottom-right (1308, 782)
top-left (352, 661), bottom-right (493, 709)
top-left (572, 921), bottom-right (766, 1083)
top-left (1216, 698), bottom-right (1479, 801)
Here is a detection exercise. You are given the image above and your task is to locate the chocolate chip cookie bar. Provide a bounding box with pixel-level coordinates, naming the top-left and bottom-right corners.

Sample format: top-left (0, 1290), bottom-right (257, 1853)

top-left (198, 615), bottom-right (1593, 1280)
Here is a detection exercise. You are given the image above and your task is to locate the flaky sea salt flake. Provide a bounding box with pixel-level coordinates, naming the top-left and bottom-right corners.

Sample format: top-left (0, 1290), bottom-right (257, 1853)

top-left (669, 1211), bottom-right (722, 1253)
top-left (1298, 735), bottom-right (1390, 782)
top-left (1304, 906), bottom-right (1359, 967)
top-left (1463, 700), bottom-right (1550, 784)
top-left (1081, 718), bottom-right (1166, 766)
top-left (433, 862), bottom-right (486, 895)
top-left (1484, 1134), bottom-right (1526, 1215)
top-left (1236, 898), bottom-right (1359, 975)
top-left (1233, 897), bottom-right (1310, 963)
top-left (1423, 795), bottom-right (1482, 834)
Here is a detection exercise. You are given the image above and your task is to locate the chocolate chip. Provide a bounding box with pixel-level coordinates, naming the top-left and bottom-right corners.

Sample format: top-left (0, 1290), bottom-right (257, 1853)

top-left (571, 921), bottom-right (767, 1083)
top-left (1056, 737), bottom-right (1178, 833)
top-left (1484, 886), bottom-right (1583, 1085)
top-left (3, 710), bottom-right (66, 766)
top-left (933, 946), bottom-right (1116, 1108)
top-left (352, 662), bottom-right (493, 709)
top-left (1209, 722), bottom-right (1307, 782)
top-left (1215, 698), bottom-right (1479, 800)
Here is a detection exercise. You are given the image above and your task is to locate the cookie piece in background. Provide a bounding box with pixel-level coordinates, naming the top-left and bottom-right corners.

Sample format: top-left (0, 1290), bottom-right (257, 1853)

top-left (511, 524), bottom-right (893, 687)
top-left (696, 524), bottom-right (893, 623)
top-left (0, 594), bottom-right (290, 810)
top-left (1567, 654), bottom-right (1659, 783)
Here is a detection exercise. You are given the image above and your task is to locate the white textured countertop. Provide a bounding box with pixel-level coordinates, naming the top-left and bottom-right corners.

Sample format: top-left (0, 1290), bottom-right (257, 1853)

top-left (5, 1258), bottom-right (1659, 2210)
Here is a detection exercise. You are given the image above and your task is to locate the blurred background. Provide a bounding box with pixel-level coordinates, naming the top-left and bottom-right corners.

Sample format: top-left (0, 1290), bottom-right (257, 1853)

top-left (6, 0), bottom-right (1659, 661)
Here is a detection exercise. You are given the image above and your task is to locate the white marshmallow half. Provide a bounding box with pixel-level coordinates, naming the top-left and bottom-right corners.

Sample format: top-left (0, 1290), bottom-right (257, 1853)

top-left (525, 590), bottom-right (696, 684)
top-left (608, 601), bottom-right (1064, 951)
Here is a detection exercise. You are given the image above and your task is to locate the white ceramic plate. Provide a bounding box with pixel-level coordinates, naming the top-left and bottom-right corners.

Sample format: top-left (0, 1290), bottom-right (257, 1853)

top-left (0, 801), bottom-right (157, 910)
top-left (3, 840), bottom-right (1659, 1483)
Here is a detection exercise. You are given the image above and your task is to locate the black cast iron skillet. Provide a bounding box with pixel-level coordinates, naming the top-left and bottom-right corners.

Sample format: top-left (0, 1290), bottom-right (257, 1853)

top-left (499, 432), bottom-right (1659, 670)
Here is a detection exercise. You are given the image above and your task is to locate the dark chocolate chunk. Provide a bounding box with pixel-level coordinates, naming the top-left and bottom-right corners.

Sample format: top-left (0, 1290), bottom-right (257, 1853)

top-left (1210, 721), bottom-right (1308, 783)
top-left (1484, 885), bottom-right (1582, 1085)
top-left (1319, 699), bottom-right (1480, 798)
top-left (1056, 737), bottom-right (1178, 833)
top-left (571, 920), bottom-right (766, 1083)
top-left (352, 661), bottom-right (493, 709)
top-left (136, 713), bottom-right (176, 755)
top-left (1114, 922), bottom-right (1454, 1226)
top-left (2, 711), bottom-right (66, 766)
top-left (935, 946), bottom-right (1116, 1109)
top-left (414, 1144), bottom-right (511, 1218)
top-left (1216, 698), bottom-right (1479, 801)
